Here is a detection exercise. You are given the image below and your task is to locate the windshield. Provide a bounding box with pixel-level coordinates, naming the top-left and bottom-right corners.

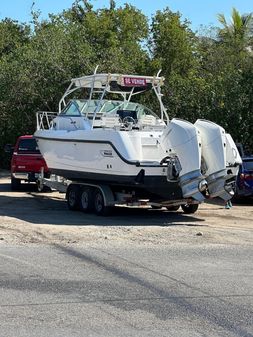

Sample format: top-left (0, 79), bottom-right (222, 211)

top-left (243, 159), bottom-right (253, 171)
top-left (60, 99), bottom-right (159, 119)
top-left (60, 100), bottom-right (85, 116)
top-left (18, 138), bottom-right (40, 154)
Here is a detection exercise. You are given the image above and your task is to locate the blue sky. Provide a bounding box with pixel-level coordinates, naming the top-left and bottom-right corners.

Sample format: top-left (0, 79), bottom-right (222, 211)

top-left (0, 0), bottom-right (252, 31)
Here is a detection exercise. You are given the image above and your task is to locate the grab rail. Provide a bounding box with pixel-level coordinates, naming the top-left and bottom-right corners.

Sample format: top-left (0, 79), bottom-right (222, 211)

top-left (36, 111), bottom-right (58, 130)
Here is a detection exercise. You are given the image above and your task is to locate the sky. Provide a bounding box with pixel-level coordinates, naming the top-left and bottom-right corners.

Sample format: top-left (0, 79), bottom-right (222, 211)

top-left (0, 0), bottom-right (252, 31)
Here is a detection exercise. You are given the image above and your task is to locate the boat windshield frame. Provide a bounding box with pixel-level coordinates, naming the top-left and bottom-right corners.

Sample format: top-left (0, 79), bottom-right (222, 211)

top-left (58, 69), bottom-right (169, 128)
top-left (60, 99), bottom-right (160, 119)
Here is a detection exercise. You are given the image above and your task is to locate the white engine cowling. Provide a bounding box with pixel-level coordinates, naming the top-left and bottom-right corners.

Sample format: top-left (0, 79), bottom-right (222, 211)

top-left (161, 118), bottom-right (207, 201)
top-left (195, 119), bottom-right (241, 200)
top-left (225, 133), bottom-right (242, 169)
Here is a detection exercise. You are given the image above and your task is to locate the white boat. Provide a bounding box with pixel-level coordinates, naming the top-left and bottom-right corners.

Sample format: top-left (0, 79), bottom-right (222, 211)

top-left (34, 69), bottom-right (241, 210)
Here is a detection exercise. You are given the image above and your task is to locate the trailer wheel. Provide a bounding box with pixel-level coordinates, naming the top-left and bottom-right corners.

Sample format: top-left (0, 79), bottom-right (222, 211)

top-left (166, 205), bottom-right (180, 211)
top-left (93, 188), bottom-right (111, 216)
top-left (79, 186), bottom-right (93, 213)
top-left (37, 180), bottom-right (51, 192)
top-left (181, 203), bottom-right (199, 214)
top-left (11, 176), bottom-right (21, 190)
top-left (66, 184), bottom-right (80, 211)
top-left (151, 205), bottom-right (162, 210)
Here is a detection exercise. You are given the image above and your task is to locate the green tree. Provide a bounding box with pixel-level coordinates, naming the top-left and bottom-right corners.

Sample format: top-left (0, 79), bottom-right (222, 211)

top-left (150, 8), bottom-right (196, 77)
top-left (0, 19), bottom-right (30, 57)
top-left (217, 8), bottom-right (253, 50)
top-left (149, 8), bottom-right (205, 121)
top-left (63, 0), bottom-right (149, 73)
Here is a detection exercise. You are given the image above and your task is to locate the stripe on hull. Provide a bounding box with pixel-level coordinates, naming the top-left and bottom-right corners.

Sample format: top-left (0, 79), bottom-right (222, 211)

top-left (35, 135), bottom-right (163, 167)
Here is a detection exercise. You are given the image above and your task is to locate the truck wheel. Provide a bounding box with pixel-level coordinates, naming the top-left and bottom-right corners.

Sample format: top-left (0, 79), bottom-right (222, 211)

top-left (181, 203), bottom-right (199, 214)
top-left (11, 176), bottom-right (21, 190)
top-left (151, 205), bottom-right (162, 210)
top-left (66, 184), bottom-right (80, 211)
top-left (166, 205), bottom-right (180, 211)
top-left (79, 186), bottom-right (93, 213)
top-left (93, 188), bottom-right (111, 216)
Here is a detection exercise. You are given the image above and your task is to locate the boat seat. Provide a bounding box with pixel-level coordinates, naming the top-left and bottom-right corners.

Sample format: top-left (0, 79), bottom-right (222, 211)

top-left (101, 116), bottom-right (121, 128)
top-left (138, 115), bottom-right (156, 127)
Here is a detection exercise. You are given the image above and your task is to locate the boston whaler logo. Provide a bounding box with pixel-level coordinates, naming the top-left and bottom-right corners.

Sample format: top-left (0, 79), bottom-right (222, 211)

top-left (101, 150), bottom-right (113, 157)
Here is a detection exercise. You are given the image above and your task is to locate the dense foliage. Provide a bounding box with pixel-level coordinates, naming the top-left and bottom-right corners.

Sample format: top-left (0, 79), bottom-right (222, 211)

top-left (0, 1), bottom-right (252, 167)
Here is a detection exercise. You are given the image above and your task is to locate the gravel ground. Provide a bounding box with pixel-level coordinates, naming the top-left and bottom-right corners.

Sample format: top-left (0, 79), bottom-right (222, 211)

top-left (0, 171), bottom-right (252, 247)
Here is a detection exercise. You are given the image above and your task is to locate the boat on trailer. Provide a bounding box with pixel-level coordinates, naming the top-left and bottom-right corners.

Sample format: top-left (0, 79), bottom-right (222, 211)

top-left (34, 69), bottom-right (241, 214)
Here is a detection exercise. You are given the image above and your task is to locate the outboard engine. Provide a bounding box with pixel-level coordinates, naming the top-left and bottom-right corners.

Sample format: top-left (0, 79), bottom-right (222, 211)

top-left (225, 133), bottom-right (242, 195)
top-left (161, 118), bottom-right (207, 202)
top-left (195, 119), bottom-right (241, 201)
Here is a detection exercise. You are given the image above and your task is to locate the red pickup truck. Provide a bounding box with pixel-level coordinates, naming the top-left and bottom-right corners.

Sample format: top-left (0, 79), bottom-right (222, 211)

top-left (9, 135), bottom-right (49, 190)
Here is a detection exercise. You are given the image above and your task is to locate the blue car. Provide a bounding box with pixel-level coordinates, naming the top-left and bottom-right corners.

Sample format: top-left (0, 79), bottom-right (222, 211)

top-left (235, 157), bottom-right (253, 198)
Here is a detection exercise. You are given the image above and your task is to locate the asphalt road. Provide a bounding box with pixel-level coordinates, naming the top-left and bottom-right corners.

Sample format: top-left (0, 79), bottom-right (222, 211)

top-left (0, 241), bottom-right (253, 337)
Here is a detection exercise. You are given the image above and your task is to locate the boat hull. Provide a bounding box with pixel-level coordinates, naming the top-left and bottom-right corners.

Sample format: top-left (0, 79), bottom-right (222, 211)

top-left (50, 167), bottom-right (183, 201)
top-left (35, 130), bottom-right (184, 201)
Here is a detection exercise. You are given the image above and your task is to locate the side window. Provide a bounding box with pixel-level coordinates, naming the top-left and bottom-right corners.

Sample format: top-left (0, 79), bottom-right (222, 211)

top-left (17, 139), bottom-right (40, 154)
top-left (244, 160), bottom-right (253, 171)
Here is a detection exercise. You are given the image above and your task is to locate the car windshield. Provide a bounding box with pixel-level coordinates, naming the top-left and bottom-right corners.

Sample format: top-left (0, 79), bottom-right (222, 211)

top-left (243, 159), bottom-right (253, 171)
top-left (18, 139), bottom-right (40, 154)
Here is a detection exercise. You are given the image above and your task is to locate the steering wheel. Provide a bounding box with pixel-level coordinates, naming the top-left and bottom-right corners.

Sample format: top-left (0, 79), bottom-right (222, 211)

top-left (122, 116), bottom-right (136, 128)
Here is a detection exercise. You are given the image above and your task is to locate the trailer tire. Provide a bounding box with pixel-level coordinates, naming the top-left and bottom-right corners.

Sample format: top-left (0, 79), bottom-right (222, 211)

top-left (11, 176), bottom-right (21, 190)
top-left (181, 203), bottom-right (198, 214)
top-left (151, 205), bottom-right (162, 210)
top-left (37, 181), bottom-right (51, 192)
top-left (79, 186), bottom-right (93, 213)
top-left (93, 188), bottom-right (111, 216)
top-left (166, 205), bottom-right (180, 211)
top-left (66, 184), bottom-right (80, 211)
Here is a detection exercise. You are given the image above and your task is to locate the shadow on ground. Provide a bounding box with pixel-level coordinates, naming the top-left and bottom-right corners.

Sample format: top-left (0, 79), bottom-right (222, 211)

top-left (0, 180), bottom-right (205, 227)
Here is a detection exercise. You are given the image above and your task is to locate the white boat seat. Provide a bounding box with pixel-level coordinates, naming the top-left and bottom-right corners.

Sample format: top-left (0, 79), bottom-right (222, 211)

top-left (101, 116), bottom-right (121, 128)
top-left (138, 115), bottom-right (156, 127)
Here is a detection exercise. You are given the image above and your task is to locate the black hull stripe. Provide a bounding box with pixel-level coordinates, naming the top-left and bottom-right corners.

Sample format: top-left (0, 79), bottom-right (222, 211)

top-left (35, 135), bottom-right (164, 168)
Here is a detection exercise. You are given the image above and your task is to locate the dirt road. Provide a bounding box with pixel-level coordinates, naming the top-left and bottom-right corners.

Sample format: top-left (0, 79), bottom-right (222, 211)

top-left (0, 172), bottom-right (252, 247)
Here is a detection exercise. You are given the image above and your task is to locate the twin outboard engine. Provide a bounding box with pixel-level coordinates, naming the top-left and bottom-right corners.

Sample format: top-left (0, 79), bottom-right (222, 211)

top-left (161, 118), bottom-right (241, 202)
top-left (195, 120), bottom-right (241, 201)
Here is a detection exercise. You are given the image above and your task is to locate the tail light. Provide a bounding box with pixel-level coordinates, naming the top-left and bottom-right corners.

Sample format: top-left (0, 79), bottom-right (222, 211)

top-left (241, 173), bottom-right (253, 180)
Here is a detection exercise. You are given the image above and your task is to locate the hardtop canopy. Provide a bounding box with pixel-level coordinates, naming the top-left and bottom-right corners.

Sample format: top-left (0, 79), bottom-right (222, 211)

top-left (59, 70), bottom-right (168, 122)
top-left (72, 73), bottom-right (164, 90)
